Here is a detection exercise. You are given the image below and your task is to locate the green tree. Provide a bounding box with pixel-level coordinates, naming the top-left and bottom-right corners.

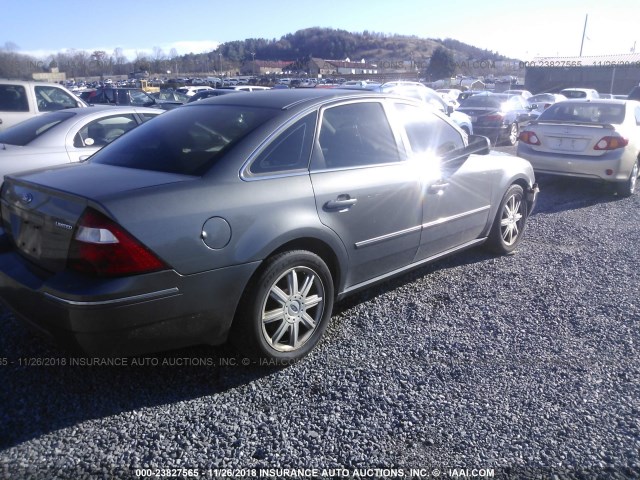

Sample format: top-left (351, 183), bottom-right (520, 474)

top-left (426, 46), bottom-right (456, 81)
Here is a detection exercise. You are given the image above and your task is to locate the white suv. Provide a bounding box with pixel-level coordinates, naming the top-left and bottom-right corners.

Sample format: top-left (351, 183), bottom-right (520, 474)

top-left (176, 86), bottom-right (214, 97)
top-left (0, 80), bottom-right (87, 131)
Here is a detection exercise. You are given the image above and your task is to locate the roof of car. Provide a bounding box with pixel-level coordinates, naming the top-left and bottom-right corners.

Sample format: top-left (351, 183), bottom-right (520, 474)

top-left (183, 88), bottom-right (377, 110)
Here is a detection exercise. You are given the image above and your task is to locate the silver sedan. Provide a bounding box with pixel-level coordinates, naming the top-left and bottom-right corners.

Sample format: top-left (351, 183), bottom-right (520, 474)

top-left (517, 99), bottom-right (640, 196)
top-left (0, 105), bottom-right (164, 185)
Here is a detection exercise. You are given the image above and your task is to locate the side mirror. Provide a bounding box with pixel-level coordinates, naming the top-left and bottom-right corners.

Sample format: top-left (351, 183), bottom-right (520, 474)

top-left (466, 135), bottom-right (491, 155)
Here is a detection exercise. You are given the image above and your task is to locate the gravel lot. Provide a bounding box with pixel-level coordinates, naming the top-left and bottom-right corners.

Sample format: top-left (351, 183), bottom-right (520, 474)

top-left (1, 146), bottom-right (639, 479)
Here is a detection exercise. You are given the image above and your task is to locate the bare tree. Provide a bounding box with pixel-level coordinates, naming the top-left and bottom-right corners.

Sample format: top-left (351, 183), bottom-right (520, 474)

top-left (114, 47), bottom-right (127, 75)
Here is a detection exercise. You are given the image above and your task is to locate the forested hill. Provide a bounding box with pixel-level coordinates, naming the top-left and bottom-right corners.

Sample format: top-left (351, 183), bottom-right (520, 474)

top-left (217, 27), bottom-right (511, 62)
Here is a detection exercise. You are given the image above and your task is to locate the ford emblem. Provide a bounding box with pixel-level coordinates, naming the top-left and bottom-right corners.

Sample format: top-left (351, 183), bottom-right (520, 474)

top-left (19, 193), bottom-right (33, 205)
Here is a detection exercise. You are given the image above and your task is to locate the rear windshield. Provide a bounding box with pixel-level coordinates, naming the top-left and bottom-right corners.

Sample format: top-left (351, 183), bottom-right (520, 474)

top-left (89, 104), bottom-right (279, 175)
top-left (0, 111), bottom-right (75, 146)
top-left (561, 90), bottom-right (588, 99)
top-left (538, 103), bottom-right (625, 124)
top-left (459, 95), bottom-right (503, 108)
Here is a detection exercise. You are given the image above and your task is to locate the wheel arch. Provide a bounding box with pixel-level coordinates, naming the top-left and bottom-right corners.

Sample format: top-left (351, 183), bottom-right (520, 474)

top-left (228, 234), bottom-right (345, 329)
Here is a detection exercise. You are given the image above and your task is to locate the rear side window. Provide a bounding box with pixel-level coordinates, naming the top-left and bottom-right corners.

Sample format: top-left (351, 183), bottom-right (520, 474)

top-left (249, 112), bottom-right (316, 175)
top-left (73, 114), bottom-right (138, 147)
top-left (317, 102), bottom-right (400, 169)
top-left (0, 85), bottom-right (29, 112)
top-left (90, 105), bottom-right (279, 175)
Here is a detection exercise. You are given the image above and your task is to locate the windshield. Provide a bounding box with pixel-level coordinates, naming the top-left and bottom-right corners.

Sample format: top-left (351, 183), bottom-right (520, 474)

top-left (538, 102), bottom-right (625, 124)
top-left (89, 104), bottom-right (279, 175)
top-left (0, 111), bottom-right (75, 146)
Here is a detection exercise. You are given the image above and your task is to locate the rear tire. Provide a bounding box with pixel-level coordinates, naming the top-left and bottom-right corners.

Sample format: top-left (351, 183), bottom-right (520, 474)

top-left (504, 122), bottom-right (519, 146)
top-left (232, 250), bottom-right (334, 364)
top-left (486, 184), bottom-right (528, 254)
top-left (615, 160), bottom-right (638, 197)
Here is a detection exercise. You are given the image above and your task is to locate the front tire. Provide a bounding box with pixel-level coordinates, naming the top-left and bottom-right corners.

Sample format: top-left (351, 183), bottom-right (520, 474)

top-left (232, 250), bottom-right (334, 364)
top-left (486, 184), bottom-right (528, 254)
top-left (616, 160), bottom-right (638, 197)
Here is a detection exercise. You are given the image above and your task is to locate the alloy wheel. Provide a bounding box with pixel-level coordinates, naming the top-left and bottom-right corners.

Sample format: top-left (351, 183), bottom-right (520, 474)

top-left (260, 266), bottom-right (325, 352)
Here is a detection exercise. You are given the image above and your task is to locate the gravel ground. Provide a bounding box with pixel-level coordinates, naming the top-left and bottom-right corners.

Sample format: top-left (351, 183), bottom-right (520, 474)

top-left (1, 155), bottom-right (639, 479)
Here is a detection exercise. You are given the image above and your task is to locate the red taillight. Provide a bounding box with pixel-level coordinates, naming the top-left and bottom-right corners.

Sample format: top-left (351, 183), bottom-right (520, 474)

top-left (593, 136), bottom-right (628, 151)
top-left (519, 131), bottom-right (541, 145)
top-left (484, 114), bottom-right (504, 121)
top-left (67, 209), bottom-right (167, 277)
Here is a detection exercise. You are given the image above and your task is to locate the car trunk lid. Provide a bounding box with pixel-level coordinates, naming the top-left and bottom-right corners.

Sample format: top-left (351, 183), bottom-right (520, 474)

top-left (1, 164), bottom-right (192, 273)
top-left (526, 121), bottom-right (619, 156)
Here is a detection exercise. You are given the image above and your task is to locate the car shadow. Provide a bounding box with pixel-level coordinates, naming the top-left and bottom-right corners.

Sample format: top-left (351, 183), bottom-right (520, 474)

top-left (530, 174), bottom-right (624, 215)
top-left (0, 243), bottom-right (497, 450)
top-left (0, 313), bottom-right (281, 450)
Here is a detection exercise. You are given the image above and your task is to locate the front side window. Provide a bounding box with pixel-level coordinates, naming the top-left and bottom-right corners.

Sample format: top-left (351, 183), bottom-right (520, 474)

top-left (317, 102), bottom-right (400, 169)
top-left (73, 114), bottom-right (138, 147)
top-left (394, 103), bottom-right (464, 157)
top-left (35, 86), bottom-right (79, 112)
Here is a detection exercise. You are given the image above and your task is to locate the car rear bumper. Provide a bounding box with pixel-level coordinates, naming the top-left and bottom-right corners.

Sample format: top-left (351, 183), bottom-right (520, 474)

top-left (0, 244), bottom-right (259, 356)
top-left (473, 124), bottom-right (509, 141)
top-left (517, 144), bottom-right (631, 182)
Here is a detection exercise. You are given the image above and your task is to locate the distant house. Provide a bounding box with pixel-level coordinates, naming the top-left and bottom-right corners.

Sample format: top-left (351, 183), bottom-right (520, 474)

top-left (305, 58), bottom-right (378, 76)
top-left (459, 78), bottom-right (485, 90)
top-left (240, 60), bottom-right (294, 76)
top-left (524, 53), bottom-right (640, 95)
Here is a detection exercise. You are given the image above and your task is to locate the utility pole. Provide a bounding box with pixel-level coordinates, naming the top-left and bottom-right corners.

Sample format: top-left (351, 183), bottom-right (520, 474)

top-left (579, 14), bottom-right (588, 57)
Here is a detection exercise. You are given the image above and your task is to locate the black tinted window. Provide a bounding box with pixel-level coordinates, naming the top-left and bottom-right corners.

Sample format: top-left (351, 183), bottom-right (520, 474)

top-left (460, 95), bottom-right (502, 108)
top-left (90, 105), bottom-right (279, 175)
top-left (250, 112), bottom-right (316, 175)
top-left (318, 102), bottom-right (399, 169)
top-left (0, 85), bottom-right (29, 112)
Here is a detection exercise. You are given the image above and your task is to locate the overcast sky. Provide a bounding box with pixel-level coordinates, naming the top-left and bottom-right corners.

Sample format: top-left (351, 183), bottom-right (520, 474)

top-left (3, 0), bottom-right (639, 61)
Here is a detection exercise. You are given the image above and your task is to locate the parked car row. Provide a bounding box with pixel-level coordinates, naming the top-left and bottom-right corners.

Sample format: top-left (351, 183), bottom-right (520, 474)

top-left (0, 81), bottom-right (638, 364)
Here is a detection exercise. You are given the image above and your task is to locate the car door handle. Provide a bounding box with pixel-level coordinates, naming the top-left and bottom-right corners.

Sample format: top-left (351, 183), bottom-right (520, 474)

top-left (428, 182), bottom-right (449, 194)
top-left (324, 195), bottom-right (358, 211)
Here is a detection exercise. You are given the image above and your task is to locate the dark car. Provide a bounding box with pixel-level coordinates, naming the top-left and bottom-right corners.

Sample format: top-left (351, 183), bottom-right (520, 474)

top-left (0, 89), bottom-right (538, 363)
top-left (80, 87), bottom-right (181, 111)
top-left (457, 93), bottom-right (538, 146)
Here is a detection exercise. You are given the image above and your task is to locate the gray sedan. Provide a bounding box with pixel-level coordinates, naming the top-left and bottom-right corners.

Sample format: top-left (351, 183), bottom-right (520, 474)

top-left (0, 89), bottom-right (538, 363)
top-left (0, 105), bottom-right (163, 186)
